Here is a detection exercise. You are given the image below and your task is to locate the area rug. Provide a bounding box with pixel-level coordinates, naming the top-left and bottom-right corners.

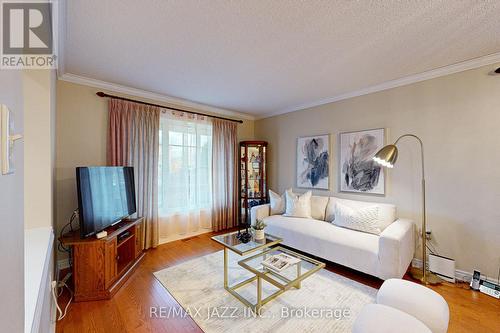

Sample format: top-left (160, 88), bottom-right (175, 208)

top-left (153, 250), bottom-right (376, 332)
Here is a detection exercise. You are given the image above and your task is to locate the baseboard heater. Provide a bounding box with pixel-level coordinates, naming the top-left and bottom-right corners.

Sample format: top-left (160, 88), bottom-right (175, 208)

top-left (428, 254), bottom-right (456, 283)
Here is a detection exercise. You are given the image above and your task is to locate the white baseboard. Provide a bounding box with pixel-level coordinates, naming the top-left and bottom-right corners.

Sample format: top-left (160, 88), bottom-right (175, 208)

top-left (58, 246), bottom-right (493, 285)
top-left (411, 258), bottom-right (496, 283)
top-left (56, 228), bottom-right (213, 270)
top-left (159, 228), bottom-right (212, 245)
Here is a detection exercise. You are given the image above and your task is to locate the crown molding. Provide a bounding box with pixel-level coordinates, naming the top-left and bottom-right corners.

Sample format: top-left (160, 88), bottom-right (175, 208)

top-left (257, 52), bottom-right (500, 120)
top-left (58, 73), bottom-right (255, 120)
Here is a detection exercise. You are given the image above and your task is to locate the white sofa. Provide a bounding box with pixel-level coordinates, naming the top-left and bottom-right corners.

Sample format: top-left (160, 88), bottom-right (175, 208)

top-left (251, 195), bottom-right (415, 280)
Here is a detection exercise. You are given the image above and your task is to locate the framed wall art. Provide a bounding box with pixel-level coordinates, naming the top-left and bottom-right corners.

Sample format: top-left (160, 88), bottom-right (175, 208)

top-left (297, 134), bottom-right (330, 189)
top-left (339, 128), bottom-right (385, 195)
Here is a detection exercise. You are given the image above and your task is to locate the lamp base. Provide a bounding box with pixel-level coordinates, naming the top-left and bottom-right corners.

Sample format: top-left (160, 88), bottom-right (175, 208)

top-left (410, 266), bottom-right (443, 285)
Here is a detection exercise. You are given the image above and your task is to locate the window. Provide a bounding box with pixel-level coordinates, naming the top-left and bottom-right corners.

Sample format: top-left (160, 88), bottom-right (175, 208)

top-left (158, 115), bottom-right (212, 214)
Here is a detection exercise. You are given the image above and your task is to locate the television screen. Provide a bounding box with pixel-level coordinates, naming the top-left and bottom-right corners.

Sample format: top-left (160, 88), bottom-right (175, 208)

top-left (76, 166), bottom-right (137, 238)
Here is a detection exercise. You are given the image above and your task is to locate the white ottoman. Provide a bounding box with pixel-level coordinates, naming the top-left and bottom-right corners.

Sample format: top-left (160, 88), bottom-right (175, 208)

top-left (353, 304), bottom-right (432, 333)
top-left (377, 279), bottom-right (449, 333)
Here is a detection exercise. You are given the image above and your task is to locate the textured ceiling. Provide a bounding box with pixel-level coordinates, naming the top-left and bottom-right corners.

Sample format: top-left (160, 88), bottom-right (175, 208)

top-left (64, 0), bottom-right (500, 116)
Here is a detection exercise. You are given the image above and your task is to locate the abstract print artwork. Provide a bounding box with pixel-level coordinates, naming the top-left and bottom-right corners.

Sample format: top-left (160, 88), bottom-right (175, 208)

top-left (340, 128), bottom-right (385, 195)
top-left (297, 135), bottom-right (329, 189)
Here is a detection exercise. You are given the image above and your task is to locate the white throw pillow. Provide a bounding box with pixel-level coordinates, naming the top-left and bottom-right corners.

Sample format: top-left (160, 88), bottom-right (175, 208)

top-left (269, 189), bottom-right (286, 215)
top-left (284, 190), bottom-right (312, 218)
top-left (325, 197), bottom-right (396, 227)
top-left (333, 202), bottom-right (384, 235)
top-left (311, 196), bottom-right (329, 221)
top-left (325, 197), bottom-right (338, 222)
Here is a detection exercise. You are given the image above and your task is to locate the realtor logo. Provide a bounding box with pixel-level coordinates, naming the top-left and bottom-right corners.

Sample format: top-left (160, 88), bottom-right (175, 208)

top-left (1, 1), bottom-right (57, 69)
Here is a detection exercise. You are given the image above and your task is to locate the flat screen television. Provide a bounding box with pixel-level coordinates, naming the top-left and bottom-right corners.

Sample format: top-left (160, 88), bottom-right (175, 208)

top-left (76, 166), bottom-right (137, 238)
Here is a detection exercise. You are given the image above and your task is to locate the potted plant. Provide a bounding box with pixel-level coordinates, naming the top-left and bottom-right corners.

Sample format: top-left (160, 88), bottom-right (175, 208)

top-left (252, 219), bottom-right (267, 240)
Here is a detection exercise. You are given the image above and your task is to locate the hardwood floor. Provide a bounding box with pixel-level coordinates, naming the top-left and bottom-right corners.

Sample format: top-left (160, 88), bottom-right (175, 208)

top-left (57, 232), bottom-right (500, 333)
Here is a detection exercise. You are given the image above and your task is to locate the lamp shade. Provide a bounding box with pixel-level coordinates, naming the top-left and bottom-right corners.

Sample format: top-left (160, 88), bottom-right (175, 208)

top-left (373, 144), bottom-right (398, 168)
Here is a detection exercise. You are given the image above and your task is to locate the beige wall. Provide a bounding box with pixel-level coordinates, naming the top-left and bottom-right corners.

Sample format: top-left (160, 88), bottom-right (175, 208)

top-left (255, 63), bottom-right (500, 278)
top-left (56, 81), bottom-right (107, 257)
top-left (21, 69), bottom-right (57, 333)
top-left (23, 69), bottom-right (57, 229)
top-left (55, 80), bottom-right (255, 260)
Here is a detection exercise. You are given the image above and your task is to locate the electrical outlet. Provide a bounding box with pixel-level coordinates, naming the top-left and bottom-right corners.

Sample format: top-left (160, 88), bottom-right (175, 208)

top-left (425, 229), bottom-right (432, 240)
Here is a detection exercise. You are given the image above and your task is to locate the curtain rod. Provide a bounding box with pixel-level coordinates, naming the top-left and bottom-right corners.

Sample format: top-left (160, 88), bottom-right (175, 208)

top-left (96, 91), bottom-right (243, 124)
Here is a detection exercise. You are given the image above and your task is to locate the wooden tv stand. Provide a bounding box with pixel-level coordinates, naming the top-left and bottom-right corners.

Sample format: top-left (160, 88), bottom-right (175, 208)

top-left (60, 217), bottom-right (145, 302)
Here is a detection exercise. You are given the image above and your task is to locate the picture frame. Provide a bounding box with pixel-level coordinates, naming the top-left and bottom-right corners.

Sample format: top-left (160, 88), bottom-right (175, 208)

top-left (296, 134), bottom-right (330, 190)
top-left (339, 128), bottom-right (385, 195)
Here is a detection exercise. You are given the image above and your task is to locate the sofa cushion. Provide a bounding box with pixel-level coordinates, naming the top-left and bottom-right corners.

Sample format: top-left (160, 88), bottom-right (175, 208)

top-left (269, 189), bottom-right (286, 215)
top-left (264, 215), bottom-right (379, 275)
top-left (333, 202), bottom-right (386, 235)
top-left (284, 190), bottom-right (312, 218)
top-left (326, 197), bottom-right (396, 229)
top-left (311, 195), bottom-right (329, 221)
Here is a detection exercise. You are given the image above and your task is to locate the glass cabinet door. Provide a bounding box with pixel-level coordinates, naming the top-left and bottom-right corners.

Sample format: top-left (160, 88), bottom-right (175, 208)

top-left (239, 141), bottom-right (268, 226)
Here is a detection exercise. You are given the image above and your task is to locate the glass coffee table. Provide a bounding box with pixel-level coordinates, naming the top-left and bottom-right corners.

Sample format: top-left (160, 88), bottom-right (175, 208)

top-left (211, 231), bottom-right (282, 309)
top-left (211, 231), bottom-right (325, 313)
top-left (238, 246), bottom-right (325, 312)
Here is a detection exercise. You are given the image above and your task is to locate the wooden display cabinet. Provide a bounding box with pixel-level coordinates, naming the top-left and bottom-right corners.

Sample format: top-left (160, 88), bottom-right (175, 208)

top-left (239, 141), bottom-right (268, 226)
top-left (60, 217), bottom-right (145, 302)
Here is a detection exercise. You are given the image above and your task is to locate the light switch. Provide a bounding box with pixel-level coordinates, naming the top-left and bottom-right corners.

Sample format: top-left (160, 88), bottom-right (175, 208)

top-left (1, 105), bottom-right (23, 175)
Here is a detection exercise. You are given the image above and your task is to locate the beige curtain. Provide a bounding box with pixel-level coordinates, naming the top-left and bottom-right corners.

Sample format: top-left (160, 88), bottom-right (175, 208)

top-left (211, 118), bottom-right (238, 232)
top-left (107, 99), bottom-right (160, 249)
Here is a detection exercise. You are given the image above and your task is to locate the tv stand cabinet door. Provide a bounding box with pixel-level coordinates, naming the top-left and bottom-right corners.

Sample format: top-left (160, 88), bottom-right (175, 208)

top-left (105, 238), bottom-right (118, 288)
top-left (135, 221), bottom-right (144, 258)
top-left (72, 242), bottom-right (107, 299)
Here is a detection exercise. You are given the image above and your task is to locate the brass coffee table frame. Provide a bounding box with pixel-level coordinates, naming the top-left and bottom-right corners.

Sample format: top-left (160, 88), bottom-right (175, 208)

top-left (237, 246), bottom-right (325, 313)
top-left (211, 231), bottom-right (283, 312)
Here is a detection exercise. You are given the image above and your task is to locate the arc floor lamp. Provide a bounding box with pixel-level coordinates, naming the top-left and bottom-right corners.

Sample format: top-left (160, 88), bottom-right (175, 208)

top-left (373, 134), bottom-right (442, 285)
